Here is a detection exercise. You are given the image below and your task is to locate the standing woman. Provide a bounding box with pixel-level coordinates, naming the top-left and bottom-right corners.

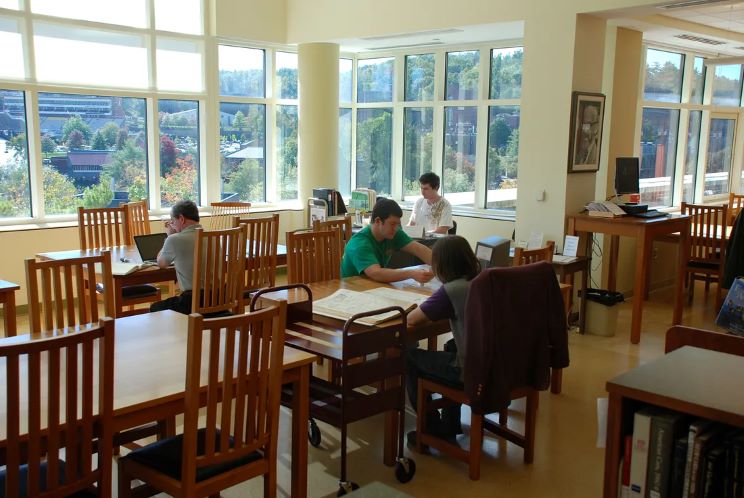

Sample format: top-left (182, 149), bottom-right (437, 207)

top-left (405, 235), bottom-right (480, 443)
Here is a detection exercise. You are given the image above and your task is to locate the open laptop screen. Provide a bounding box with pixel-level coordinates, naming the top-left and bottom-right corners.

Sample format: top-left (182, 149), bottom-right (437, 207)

top-left (133, 233), bottom-right (167, 263)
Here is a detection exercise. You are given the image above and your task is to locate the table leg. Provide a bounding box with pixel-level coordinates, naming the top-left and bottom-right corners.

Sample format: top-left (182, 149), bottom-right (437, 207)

top-left (290, 364), bottom-right (309, 498)
top-left (3, 292), bottom-right (17, 337)
top-left (579, 262), bottom-right (589, 334)
top-left (630, 234), bottom-right (649, 344)
top-left (673, 224), bottom-right (690, 325)
top-left (113, 279), bottom-right (125, 318)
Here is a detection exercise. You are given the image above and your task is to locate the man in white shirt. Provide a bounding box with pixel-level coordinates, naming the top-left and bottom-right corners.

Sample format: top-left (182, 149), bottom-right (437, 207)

top-left (408, 172), bottom-right (453, 234)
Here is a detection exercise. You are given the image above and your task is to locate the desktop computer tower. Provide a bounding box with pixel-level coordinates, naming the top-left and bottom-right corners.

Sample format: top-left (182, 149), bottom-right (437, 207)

top-left (475, 236), bottom-right (511, 269)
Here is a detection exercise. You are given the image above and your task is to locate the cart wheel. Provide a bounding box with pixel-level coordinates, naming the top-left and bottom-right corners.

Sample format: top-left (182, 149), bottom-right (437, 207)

top-left (336, 481), bottom-right (359, 496)
top-left (395, 457), bottom-right (416, 483)
top-left (308, 419), bottom-right (322, 447)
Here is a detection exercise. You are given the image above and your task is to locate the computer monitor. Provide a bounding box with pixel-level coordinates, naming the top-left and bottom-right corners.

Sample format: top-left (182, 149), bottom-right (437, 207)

top-left (474, 236), bottom-right (511, 269)
top-left (615, 157), bottom-right (640, 195)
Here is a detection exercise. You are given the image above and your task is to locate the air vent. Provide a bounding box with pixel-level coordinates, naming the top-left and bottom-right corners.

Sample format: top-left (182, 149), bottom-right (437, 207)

top-left (659, 0), bottom-right (729, 9)
top-left (365, 41), bottom-right (445, 51)
top-left (674, 34), bottom-right (727, 45)
top-left (361, 28), bottom-right (463, 42)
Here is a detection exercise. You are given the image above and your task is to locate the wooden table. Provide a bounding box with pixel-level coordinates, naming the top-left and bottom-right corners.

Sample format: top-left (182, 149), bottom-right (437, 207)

top-left (257, 276), bottom-right (452, 466)
top-left (0, 280), bottom-right (20, 337)
top-left (0, 311), bottom-right (316, 498)
top-left (568, 213), bottom-right (690, 344)
top-left (603, 346), bottom-right (744, 497)
top-left (37, 244), bottom-right (288, 317)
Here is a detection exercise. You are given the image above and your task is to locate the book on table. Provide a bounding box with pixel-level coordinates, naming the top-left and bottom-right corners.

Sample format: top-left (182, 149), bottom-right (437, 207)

top-left (95, 262), bottom-right (148, 276)
top-left (313, 288), bottom-right (429, 325)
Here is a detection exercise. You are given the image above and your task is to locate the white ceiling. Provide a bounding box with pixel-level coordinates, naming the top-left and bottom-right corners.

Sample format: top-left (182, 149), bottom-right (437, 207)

top-left (336, 1), bottom-right (744, 58)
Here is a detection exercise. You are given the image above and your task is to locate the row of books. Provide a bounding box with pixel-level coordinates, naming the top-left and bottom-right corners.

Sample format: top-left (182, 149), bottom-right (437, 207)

top-left (619, 407), bottom-right (744, 498)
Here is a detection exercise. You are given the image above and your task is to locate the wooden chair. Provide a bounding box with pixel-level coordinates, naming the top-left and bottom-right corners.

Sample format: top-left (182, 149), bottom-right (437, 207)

top-left (191, 225), bottom-right (248, 316)
top-left (209, 201), bottom-right (251, 230)
top-left (728, 192), bottom-right (744, 226)
top-left (25, 253), bottom-right (115, 334)
top-left (513, 240), bottom-right (562, 393)
top-left (681, 202), bottom-right (728, 307)
top-left (78, 205), bottom-right (162, 315)
top-left (665, 325), bottom-right (744, 356)
top-left (313, 214), bottom-right (353, 254)
top-left (0, 317), bottom-right (114, 498)
top-left (117, 303), bottom-right (287, 498)
top-left (286, 229), bottom-right (342, 284)
top-left (0, 280), bottom-right (20, 337)
top-left (123, 199), bottom-right (150, 244)
top-left (513, 240), bottom-right (555, 266)
top-left (415, 263), bottom-right (568, 480)
top-left (233, 214), bottom-right (280, 293)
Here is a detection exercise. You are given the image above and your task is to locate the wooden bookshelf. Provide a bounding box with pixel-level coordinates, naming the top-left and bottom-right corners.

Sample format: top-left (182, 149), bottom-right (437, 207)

top-left (603, 346), bottom-right (744, 497)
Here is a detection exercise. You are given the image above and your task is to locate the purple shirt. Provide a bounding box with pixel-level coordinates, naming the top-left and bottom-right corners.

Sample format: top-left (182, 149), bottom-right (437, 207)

top-left (418, 286), bottom-right (455, 321)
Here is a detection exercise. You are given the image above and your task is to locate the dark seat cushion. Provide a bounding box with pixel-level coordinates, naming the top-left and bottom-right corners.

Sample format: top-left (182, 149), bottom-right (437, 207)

top-left (0, 460), bottom-right (97, 498)
top-left (95, 283), bottom-right (159, 299)
top-left (122, 428), bottom-right (262, 482)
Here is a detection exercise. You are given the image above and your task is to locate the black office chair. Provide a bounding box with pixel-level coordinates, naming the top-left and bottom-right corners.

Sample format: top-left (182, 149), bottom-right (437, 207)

top-left (448, 220), bottom-right (457, 235)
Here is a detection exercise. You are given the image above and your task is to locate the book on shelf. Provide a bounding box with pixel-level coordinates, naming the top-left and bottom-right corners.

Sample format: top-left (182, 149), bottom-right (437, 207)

top-left (630, 407), bottom-right (658, 498)
top-left (670, 434), bottom-right (689, 498)
top-left (716, 277), bottom-right (744, 335)
top-left (687, 423), bottom-right (725, 498)
top-left (646, 410), bottom-right (687, 498)
top-left (683, 419), bottom-right (714, 498)
top-left (621, 434), bottom-right (633, 498)
top-left (312, 287), bottom-right (429, 326)
top-left (700, 445), bottom-right (726, 498)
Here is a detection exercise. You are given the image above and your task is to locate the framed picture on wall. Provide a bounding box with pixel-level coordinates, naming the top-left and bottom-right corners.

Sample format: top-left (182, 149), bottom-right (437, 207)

top-left (567, 91), bottom-right (606, 173)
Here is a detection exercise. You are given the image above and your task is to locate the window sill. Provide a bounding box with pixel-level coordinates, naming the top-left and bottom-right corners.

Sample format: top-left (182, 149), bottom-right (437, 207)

top-left (399, 201), bottom-right (516, 223)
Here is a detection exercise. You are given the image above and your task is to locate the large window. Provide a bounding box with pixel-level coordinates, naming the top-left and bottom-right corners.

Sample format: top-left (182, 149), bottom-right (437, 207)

top-left (640, 46), bottom-right (744, 208)
top-left (644, 49), bottom-right (684, 103)
top-left (446, 51), bottom-right (479, 100)
top-left (276, 105), bottom-right (298, 200)
top-left (405, 54), bottom-right (435, 102)
top-left (356, 108), bottom-right (392, 195)
top-left (0, 17), bottom-right (24, 80)
top-left (490, 48), bottom-right (523, 99)
top-left (403, 107), bottom-right (434, 199)
top-left (159, 100), bottom-right (200, 207)
top-left (37, 93), bottom-right (148, 214)
top-left (357, 57), bottom-right (394, 103)
top-left (219, 103), bottom-right (266, 202)
top-left (640, 107), bottom-right (678, 207)
top-left (487, 106), bottom-right (520, 210)
top-left (0, 89), bottom-right (31, 218)
top-left (218, 46), bottom-right (265, 98)
top-left (443, 106), bottom-right (477, 207)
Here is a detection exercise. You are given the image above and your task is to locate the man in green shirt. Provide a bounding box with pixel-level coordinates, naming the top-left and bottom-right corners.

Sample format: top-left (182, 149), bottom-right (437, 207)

top-left (341, 198), bottom-right (434, 283)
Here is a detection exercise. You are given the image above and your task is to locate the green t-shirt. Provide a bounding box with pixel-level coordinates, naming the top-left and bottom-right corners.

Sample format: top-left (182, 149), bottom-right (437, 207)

top-left (340, 226), bottom-right (413, 278)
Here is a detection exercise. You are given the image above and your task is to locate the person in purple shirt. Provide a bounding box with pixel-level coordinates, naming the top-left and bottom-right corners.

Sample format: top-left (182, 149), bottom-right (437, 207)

top-left (405, 235), bottom-right (480, 446)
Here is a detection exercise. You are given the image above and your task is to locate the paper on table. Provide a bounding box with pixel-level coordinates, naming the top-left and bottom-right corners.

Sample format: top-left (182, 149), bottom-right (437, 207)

top-left (475, 245), bottom-right (492, 262)
top-left (391, 277), bottom-right (442, 292)
top-left (310, 205), bottom-right (326, 223)
top-left (313, 288), bottom-right (425, 325)
top-left (552, 254), bottom-right (578, 264)
top-left (96, 262), bottom-right (144, 276)
top-left (563, 235), bottom-right (580, 257)
top-left (401, 225), bottom-right (423, 238)
top-left (527, 231), bottom-right (544, 250)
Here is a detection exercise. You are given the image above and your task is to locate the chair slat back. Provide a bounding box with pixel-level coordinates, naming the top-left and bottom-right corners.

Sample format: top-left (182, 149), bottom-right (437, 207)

top-left (665, 325), bottom-right (744, 356)
top-left (286, 229), bottom-right (341, 284)
top-left (25, 253), bottom-right (114, 334)
top-left (1, 318), bottom-right (114, 498)
top-left (181, 305), bottom-right (286, 483)
top-left (191, 225), bottom-right (247, 316)
top-left (233, 214), bottom-right (280, 291)
top-left (513, 240), bottom-right (555, 267)
top-left (210, 202), bottom-right (251, 231)
top-left (681, 202), bottom-right (728, 262)
top-left (313, 215), bottom-right (353, 255)
top-left (77, 206), bottom-right (129, 250)
top-left (728, 192), bottom-right (744, 226)
top-left (123, 200), bottom-right (150, 244)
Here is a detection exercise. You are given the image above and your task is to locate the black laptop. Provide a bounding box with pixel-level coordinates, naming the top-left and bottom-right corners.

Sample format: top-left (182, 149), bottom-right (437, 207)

top-left (631, 209), bottom-right (668, 219)
top-left (133, 233), bottom-right (167, 263)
